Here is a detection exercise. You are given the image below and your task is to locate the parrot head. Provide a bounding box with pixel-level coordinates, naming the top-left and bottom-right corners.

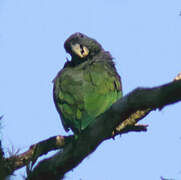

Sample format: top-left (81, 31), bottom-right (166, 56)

top-left (64, 33), bottom-right (102, 62)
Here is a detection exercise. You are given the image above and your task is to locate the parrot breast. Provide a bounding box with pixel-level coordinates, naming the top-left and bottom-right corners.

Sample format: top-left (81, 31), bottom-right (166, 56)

top-left (53, 57), bottom-right (122, 134)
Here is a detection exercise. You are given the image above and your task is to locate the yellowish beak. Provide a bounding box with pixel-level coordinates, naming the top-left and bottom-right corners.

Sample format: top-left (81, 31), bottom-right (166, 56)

top-left (71, 43), bottom-right (89, 58)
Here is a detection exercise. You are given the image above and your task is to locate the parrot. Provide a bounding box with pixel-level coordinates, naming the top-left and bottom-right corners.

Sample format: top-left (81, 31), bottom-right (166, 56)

top-left (53, 32), bottom-right (122, 135)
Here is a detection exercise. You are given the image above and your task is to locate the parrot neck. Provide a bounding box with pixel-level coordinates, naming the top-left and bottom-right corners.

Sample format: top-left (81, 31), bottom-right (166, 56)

top-left (72, 57), bottom-right (87, 66)
top-left (65, 54), bottom-right (91, 67)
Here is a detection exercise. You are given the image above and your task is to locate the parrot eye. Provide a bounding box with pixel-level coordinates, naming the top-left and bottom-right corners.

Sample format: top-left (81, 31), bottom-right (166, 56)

top-left (79, 33), bottom-right (84, 38)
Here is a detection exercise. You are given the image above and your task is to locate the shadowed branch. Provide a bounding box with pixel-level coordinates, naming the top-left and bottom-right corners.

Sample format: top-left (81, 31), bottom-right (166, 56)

top-left (26, 78), bottom-right (181, 180)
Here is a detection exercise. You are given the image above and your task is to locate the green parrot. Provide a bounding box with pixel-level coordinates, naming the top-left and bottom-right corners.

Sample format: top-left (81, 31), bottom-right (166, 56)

top-left (53, 33), bottom-right (122, 134)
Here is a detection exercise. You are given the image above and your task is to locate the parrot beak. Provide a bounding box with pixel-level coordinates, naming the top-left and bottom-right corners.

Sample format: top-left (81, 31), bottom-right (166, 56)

top-left (70, 43), bottom-right (89, 58)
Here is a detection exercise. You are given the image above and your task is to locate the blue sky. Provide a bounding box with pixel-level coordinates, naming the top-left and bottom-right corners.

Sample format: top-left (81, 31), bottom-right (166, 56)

top-left (1, 0), bottom-right (181, 179)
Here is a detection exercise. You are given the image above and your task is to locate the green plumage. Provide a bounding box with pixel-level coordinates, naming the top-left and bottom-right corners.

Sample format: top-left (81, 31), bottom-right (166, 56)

top-left (53, 33), bottom-right (122, 134)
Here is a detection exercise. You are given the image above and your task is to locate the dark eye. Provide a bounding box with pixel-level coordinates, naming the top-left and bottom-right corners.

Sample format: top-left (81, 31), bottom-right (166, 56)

top-left (79, 33), bottom-right (84, 38)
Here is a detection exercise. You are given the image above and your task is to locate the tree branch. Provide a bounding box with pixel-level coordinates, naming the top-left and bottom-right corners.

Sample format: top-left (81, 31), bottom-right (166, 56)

top-left (0, 135), bottom-right (73, 179)
top-left (26, 79), bottom-right (181, 180)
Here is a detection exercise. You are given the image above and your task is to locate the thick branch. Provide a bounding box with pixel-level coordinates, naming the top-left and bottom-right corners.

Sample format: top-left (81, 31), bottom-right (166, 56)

top-left (27, 79), bottom-right (181, 180)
